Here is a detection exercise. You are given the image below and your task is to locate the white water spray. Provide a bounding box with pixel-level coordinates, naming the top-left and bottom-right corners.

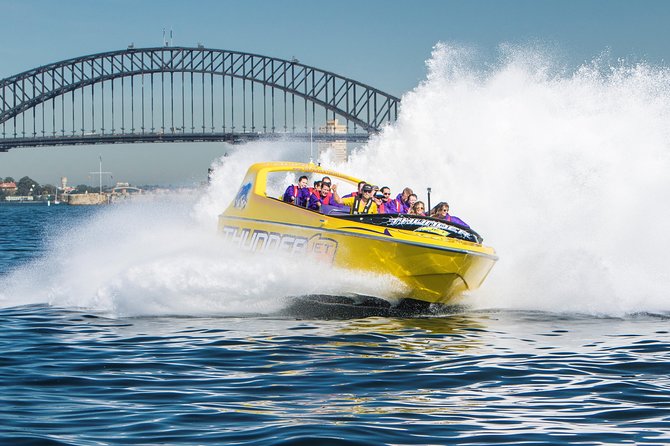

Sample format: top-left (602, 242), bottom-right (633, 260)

top-left (3, 43), bottom-right (670, 316)
top-left (343, 43), bottom-right (670, 314)
top-left (0, 140), bottom-right (402, 317)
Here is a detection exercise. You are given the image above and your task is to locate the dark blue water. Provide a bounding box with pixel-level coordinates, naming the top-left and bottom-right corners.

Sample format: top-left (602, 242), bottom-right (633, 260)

top-left (2, 204), bottom-right (670, 445)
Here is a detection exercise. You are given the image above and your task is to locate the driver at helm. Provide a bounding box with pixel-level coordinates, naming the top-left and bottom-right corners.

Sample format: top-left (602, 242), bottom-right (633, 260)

top-left (332, 183), bottom-right (378, 214)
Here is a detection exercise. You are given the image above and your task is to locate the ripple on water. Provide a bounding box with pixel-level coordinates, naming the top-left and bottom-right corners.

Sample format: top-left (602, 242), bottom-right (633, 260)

top-left (2, 305), bottom-right (670, 444)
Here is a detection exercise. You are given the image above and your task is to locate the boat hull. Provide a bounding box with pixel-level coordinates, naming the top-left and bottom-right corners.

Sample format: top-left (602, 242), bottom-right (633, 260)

top-left (219, 214), bottom-right (496, 304)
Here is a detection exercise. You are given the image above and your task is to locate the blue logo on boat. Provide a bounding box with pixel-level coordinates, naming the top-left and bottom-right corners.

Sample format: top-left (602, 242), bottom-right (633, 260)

top-left (234, 182), bottom-right (252, 209)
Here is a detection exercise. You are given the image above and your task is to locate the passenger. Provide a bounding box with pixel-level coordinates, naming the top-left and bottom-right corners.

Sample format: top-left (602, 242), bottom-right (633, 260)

top-left (333, 183), bottom-right (378, 214)
top-left (379, 186), bottom-right (401, 214)
top-left (342, 181), bottom-right (366, 198)
top-left (373, 189), bottom-right (385, 209)
top-left (282, 175), bottom-right (310, 206)
top-left (409, 201), bottom-right (426, 216)
top-left (430, 202), bottom-right (470, 228)
top-left (307, 182), bottom-right (334, 211)
top-left (407, 194), bottom-right (418, 210)
top-left (395, 187), bottom-right (414, 213)
top-left (371, 185), bottom-right (382, 207)
top-left (309, 180), bottom-right (322, 197)
top-left (320, 177), bottom-right (333, 202)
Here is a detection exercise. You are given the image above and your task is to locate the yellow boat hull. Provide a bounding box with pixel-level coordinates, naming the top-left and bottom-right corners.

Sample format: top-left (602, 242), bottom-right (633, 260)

top-left (219, 162), bottom-right (497, 305)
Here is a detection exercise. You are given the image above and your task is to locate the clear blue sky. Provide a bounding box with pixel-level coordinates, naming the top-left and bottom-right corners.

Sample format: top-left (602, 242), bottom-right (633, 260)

top-left (1, 0), bottom-right (669, 185)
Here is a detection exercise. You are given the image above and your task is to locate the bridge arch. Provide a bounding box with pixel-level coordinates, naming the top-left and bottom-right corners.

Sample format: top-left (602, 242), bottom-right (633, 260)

top-left (0, 47), bottom-right (400, 150)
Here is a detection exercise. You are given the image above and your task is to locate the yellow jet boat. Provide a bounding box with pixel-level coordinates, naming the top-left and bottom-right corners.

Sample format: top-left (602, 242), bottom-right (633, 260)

top-left (218, 161), bottom-right (497, 308)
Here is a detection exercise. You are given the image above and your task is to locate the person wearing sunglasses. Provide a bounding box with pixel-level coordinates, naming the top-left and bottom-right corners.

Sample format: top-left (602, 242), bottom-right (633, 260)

top-left (333, 183), bottom-right (378, 214)
top-left (377, 186), bottom-right (400, 214)
top-left (409, 201), bottom-right (426, 216)
top-left (430, 202), bottom-right (469, 228)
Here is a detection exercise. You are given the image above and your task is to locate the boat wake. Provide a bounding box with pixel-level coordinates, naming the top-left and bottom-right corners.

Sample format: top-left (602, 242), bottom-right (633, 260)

top-left (1, 159), bottom-right (405, 317)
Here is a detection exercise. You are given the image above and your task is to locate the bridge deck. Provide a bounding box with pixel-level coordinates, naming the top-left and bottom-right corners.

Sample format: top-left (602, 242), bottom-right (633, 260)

top-left (0, 132), bottom-right (370, 151)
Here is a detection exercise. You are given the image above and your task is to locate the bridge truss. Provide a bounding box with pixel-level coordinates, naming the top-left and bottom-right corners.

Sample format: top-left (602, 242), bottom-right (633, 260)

top-left (0, 47), bottom-right (400, 151)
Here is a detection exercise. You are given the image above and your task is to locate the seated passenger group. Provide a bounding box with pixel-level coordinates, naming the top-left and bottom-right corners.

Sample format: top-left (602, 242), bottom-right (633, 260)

top-left (282, 175), bottom-right (468, 226)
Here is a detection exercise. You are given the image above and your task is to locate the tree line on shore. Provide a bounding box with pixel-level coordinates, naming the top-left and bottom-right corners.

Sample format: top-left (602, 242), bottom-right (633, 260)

top-left (0, 176), bottom-right (103, 199)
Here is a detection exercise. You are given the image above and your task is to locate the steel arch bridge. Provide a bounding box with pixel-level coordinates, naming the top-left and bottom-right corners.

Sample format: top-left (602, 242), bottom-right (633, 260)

top-left (0, 47), bottom-right (400, 152)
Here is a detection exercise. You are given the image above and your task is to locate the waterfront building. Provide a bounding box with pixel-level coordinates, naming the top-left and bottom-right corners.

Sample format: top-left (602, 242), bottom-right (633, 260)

top-left (318, 119), bottom-right (348, 163)
top-left (0, 182), bottom-right (17, 195)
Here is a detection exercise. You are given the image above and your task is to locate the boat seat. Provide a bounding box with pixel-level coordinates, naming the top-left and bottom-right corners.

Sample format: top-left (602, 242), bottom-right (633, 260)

top-left (322, 204), bottom-right (351, 215)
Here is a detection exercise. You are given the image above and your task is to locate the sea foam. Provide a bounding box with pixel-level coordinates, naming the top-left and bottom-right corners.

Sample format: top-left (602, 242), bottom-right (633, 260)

top-left (341, 43), bottom-right (670, 314)
top-left (3, 42), bottom-right (670, 316)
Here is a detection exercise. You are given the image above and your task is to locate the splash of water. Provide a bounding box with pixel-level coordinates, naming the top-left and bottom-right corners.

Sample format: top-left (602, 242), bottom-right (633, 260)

top-left (3, 43), bottom-right (670, 317)
top-left (342, 43), bottom-right (670, 314)
top-left (0, 141), bottom-right (403, 317)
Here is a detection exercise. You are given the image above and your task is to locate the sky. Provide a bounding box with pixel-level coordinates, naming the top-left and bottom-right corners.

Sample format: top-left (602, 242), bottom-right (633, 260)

top-left (1, 0), bottom-right (670, 186)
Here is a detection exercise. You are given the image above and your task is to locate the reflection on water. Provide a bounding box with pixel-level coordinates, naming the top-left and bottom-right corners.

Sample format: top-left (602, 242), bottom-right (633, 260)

top-left (278, 293), bottom-right (470, 319)
top-left (3, 305), bottom-right (670, 444)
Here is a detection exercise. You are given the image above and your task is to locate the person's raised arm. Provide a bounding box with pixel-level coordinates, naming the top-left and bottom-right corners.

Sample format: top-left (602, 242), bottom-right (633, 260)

top-left (331, 183), bottom-right (343, 204)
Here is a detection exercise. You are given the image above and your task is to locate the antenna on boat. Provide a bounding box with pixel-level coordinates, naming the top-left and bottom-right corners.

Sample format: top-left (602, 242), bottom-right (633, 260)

top-left (427, 187), bottom-right (432, 216)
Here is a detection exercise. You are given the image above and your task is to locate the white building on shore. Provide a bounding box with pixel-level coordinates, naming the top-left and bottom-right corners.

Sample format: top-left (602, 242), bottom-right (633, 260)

top-left (318, 119), bottom-right (348, 163)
